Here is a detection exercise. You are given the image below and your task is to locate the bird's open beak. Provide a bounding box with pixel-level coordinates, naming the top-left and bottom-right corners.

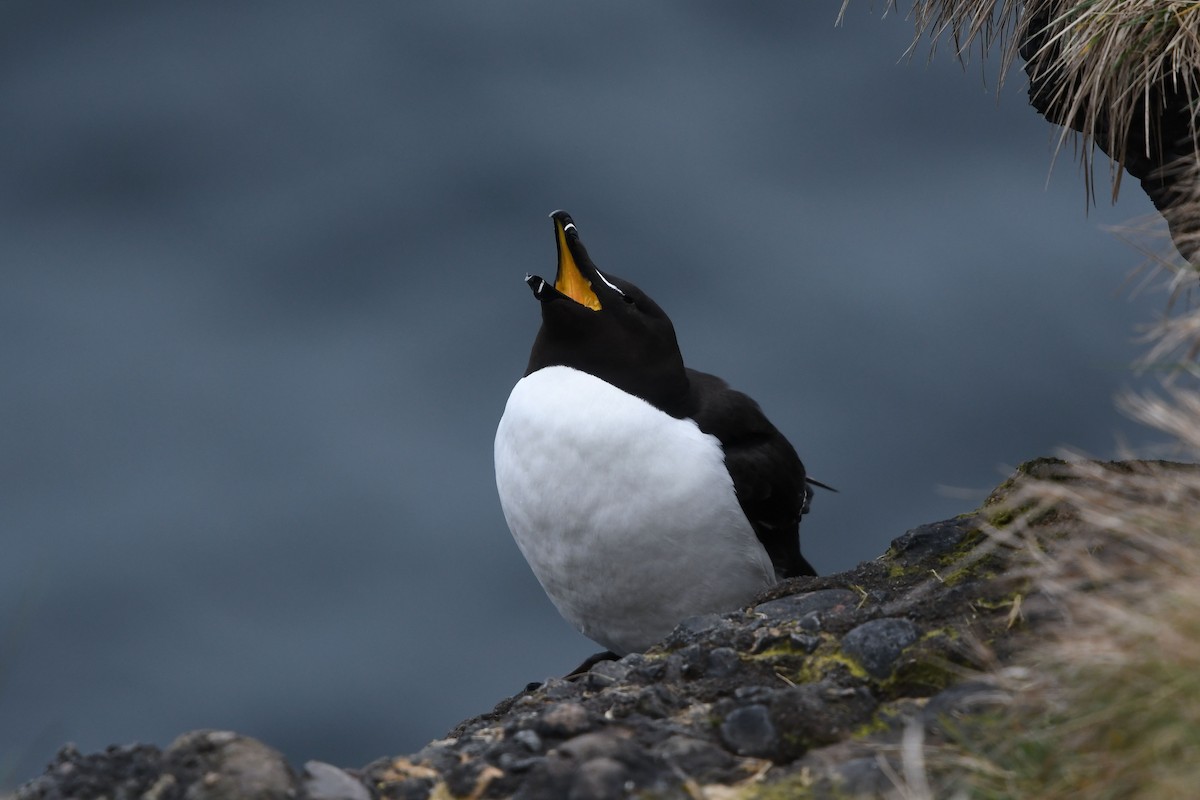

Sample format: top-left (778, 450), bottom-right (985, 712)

top-left (551, 211), bottom-right (601, 311)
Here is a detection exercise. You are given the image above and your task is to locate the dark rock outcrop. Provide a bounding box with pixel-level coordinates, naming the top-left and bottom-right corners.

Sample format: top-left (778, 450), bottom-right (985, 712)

top-left (16, 463), bottom-right (1071, 800)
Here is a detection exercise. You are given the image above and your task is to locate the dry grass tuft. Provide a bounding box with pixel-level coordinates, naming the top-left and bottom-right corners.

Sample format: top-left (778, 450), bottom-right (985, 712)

top-left (837, 0), bottom-right (1022, 72)
top-left (834, 154), bottom-right (1200, 799)
top-left (841, 1), bottom-right (1200, 206)
top-left (832, 5), bottom-right (1200, 794)
top-left (837, 0), bottom-right (1027, 71)
top-left (936, 454), bottom-right (1200, 798)
top-left (1024, 1), bottom-right (1200, 202)
top-left (911, 176), bottom-right (1200, 797)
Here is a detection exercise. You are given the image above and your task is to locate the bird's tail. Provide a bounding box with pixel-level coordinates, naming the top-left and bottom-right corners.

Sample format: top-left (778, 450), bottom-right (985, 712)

top-left (806, 476), bottom-right (838, 493)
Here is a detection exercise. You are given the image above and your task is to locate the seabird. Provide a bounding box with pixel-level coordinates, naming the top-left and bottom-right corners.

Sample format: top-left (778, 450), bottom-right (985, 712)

top-left (495, 210), bottom-right (828, 656)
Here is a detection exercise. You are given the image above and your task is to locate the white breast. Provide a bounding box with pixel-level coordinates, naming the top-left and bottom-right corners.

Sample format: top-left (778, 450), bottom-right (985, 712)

top-left (494, 366), bottom-right (776, 655)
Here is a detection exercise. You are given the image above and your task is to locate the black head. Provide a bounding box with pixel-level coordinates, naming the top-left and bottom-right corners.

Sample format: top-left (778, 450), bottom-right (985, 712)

top-left (524, 211), bottom-right (689, 413)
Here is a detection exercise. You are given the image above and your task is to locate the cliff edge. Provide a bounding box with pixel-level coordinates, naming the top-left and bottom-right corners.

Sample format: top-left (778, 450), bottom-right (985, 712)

top-left (14, 459), bottom-right (1098, 800)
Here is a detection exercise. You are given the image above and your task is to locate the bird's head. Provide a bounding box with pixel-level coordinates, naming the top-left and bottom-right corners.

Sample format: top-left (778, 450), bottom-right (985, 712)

top-left (524, 211), bottom-right (688, 412)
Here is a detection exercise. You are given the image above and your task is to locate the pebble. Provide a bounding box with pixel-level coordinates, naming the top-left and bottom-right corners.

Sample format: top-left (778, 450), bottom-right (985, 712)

top-left (629, 657), bottom-right (668, 683)
top-left (841, 618), bottom-right (919, 680)
top-left (164, 730), bottom-right (295, 800)
top-left (536, 702), bottom-right (593, 739)
top-left (302, 761), bottom-right (370, 800)
top-left (584, 658), bottom-right (631, 690)
top-left (514, 753), bottom-right (575, 800)
top-left (541, 678), bottom-right (585, 701)
top-left (616, 652), bottom-right (647, 670)
top-left (591, 659), bottom-right (631, 682)
top-left (629, 685), bottom-right (674, 719)
top-left (733, 685), bottom-right (776, 703)
top-left (512, 728), bottom-right (543, 753)
top-left (411, 741), bottom-right (459, 774)
top-left (677, 644), bottom-right (708, 679)
top-left (831, 756), bottom-right (894, 795)
top-left (444, 759), bottom-right (500, 798)
top-left (568, 757), bottom-right (628, 800)
top-left (497, 751), bottom-right (543, 773)
top-left (557, 732), bottom-right (624, 762)
top-left (672, 612), bottom-right (727, 639)
top-left (718, 704), bottom-right (779, 758)
top-left (594, 688), bottom-right (638, 720)
top-left (751, 629), bottom-right (821, 655)
top-left (652, 736), bottom-right (736, 782)
top-left (754, 588), bottom-right (859, 622)
top-left (889, 519), bottom-right (971, 564)
top-left (706, 646), bottom-right (741, 677)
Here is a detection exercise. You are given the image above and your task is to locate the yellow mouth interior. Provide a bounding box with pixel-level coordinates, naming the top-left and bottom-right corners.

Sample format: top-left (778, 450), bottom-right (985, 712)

top-left (555, 223), bottom-right (602, 311)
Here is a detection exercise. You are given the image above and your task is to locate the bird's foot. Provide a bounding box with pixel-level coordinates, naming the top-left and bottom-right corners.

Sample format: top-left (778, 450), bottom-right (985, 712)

top-left (564, 650), bottom-right (619, 680)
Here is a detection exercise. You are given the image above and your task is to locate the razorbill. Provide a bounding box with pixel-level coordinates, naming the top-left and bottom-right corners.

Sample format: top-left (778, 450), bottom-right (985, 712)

top-left (495, 210), bottom-right (826, 656)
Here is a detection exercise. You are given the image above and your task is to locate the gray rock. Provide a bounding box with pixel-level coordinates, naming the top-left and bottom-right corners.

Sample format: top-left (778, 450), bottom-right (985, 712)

top-left (584, 658), bottom-right (631, 690)
top-left (591, 688), bottom-right (640, 721)
top-left (444, 758), bottom-right (501, 799)
top-left (615, 652), bottom-right (647, 670)
top-left (751, 629), bottom-right (821, 655)
top-left (512, 728), bottom-right (544, 753)
top-left (832, 756), bottom-right (895, 795)
top-left (514, 753), bottom-right (576, 800)
top-left (536, 702), bottom-right (593, 739)
top-left (568, 757), bottom-right (628, 800)
top-left (755, 588), bottom-right (860, 626)
top-left (675, 612), bottom-right (727, 637)
top-left (771, 684), bottom-right (878, 754)
top-left (626, 684), bottom-right (678, 719)
top-left (540, 678), bottom-right (585, 701)
top-left (16, 743), bottom-right (166, 800)
top-left (497, 751), bottom-right (543, 774)
top-left (706, 646), bottom-right (741, 677)
top-left (166, 730), bottom-right (296, 800)
top-left (652, 735), bottom-right (736, 783)
top-left (719, 704), bottom-right (778, 758)
top-left (590, 659), bottom-right (631, 682)
top-left (557, 732), bottom-right (624, 762)
top-left (629, 657), bottom-right (667, 683)
top-left (888, 519), bottom-right (973, 565)
top-left (302, 761), bottom-right (370, 800)
top-left (734, 685), bottom-right (777, 703)
top-left (841, 618), bottom-right (919, 680)
top-left (410, 740), bottom-right (459, 774)
top-left (676, 644), bottom-right (708, 678)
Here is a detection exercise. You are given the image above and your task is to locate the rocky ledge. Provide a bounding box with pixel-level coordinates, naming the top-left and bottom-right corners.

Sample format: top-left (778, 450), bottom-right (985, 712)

top-left (17, 462), bottom-right (1066, 800)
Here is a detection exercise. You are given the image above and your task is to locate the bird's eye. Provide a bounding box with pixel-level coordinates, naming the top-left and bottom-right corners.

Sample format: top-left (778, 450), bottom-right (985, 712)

top-left (622, 294), bottom-right (635, 305)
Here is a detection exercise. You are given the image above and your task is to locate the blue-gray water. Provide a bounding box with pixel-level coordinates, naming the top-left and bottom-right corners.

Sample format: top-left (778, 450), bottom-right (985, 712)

top-left (1, 1), bottom-right (1165, 786)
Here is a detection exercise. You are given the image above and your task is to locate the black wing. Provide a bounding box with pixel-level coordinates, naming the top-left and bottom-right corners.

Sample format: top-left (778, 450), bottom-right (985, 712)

top-left (684, 369), bottom-right (817, 579)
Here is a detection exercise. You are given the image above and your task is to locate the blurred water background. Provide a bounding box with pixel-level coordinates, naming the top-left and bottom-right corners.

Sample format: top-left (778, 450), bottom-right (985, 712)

top-left (0, 1), bottom-right (1167, 787)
